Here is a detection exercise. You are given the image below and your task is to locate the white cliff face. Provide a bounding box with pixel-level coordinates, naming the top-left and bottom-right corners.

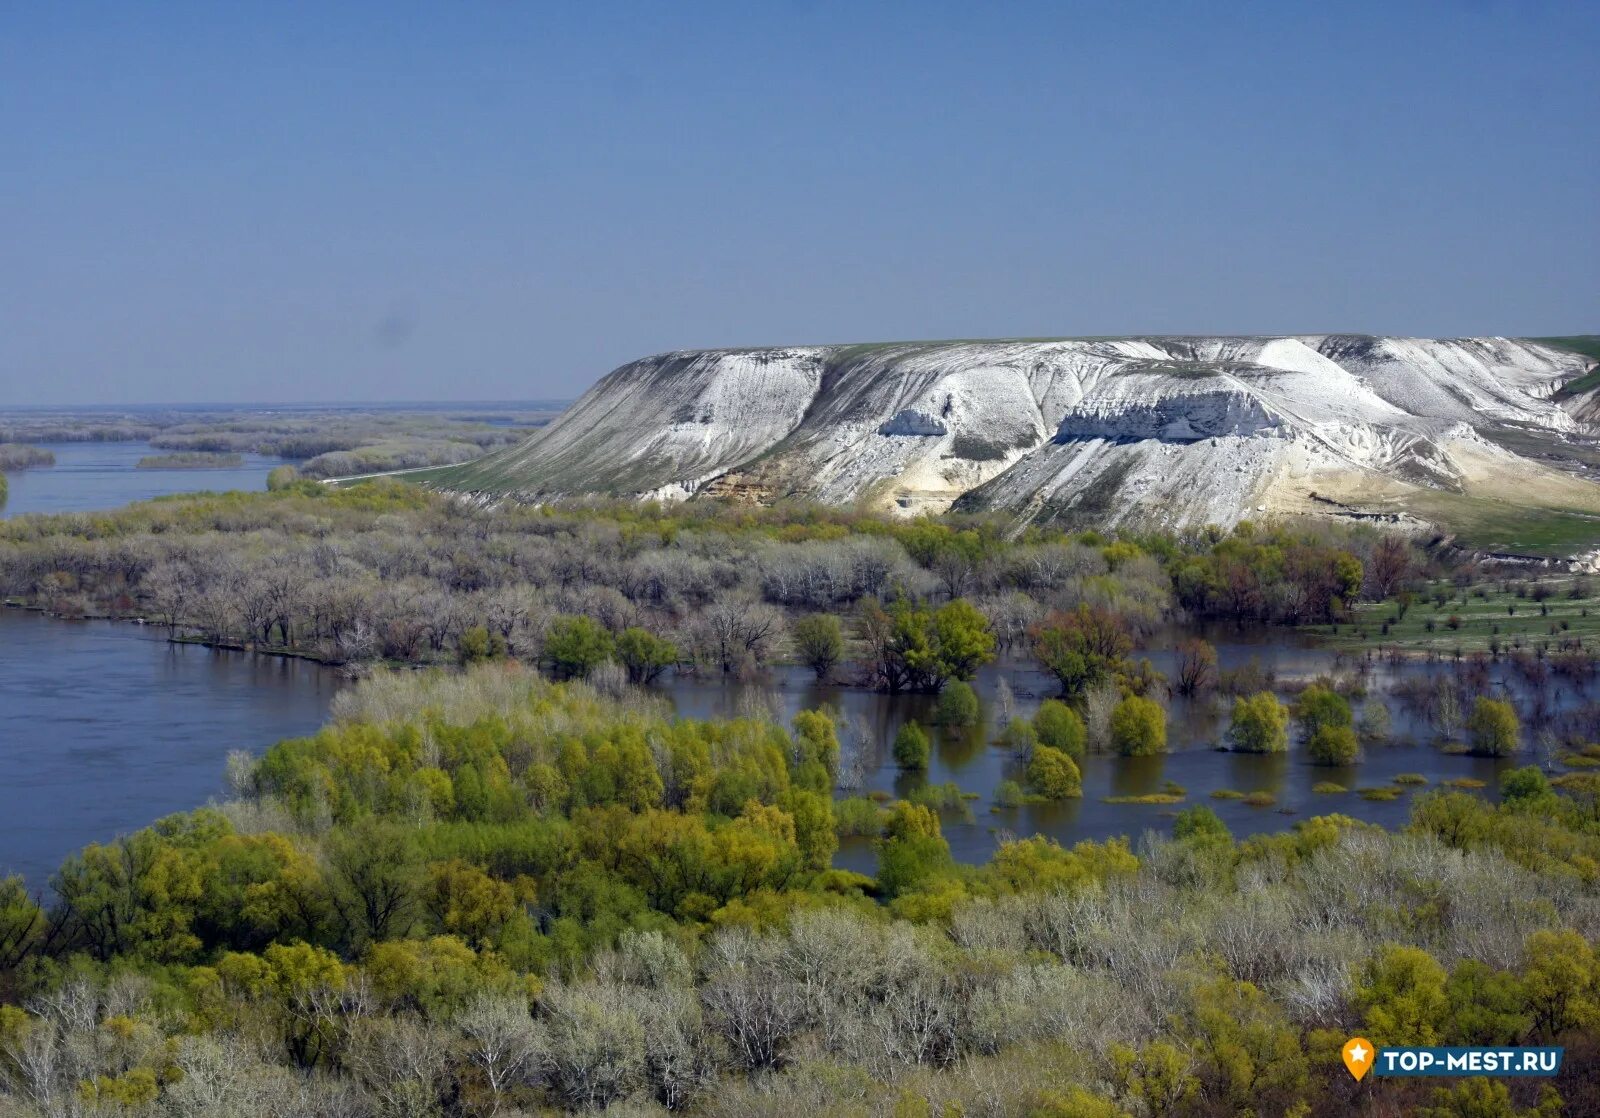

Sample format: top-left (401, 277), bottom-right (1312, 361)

top-left (435, 335), bottom-right (1599, 533)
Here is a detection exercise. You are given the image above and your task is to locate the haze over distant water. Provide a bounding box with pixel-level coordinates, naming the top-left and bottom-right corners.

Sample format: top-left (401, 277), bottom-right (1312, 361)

top-left (2, 2), bottom-right (1596, 406)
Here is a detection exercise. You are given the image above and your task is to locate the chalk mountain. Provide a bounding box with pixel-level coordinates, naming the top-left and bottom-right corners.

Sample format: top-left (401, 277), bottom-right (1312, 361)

top-left (427, 336), bottom-right (1600, 551)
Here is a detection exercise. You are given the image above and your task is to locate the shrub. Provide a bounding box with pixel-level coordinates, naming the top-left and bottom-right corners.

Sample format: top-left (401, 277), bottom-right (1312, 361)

top-left (1026, 746), bottom-right (1082, 799)
top-left (1466, 697), bottom-right (1519, 757)
top-left (1292, 684), bottom-right (1352, 739)
top-left (834, 797), bottom-right (883, 836)
top-left (1312, 781), bottom-right (1347, 793)
top-left (1033, 699), bottom-right (1086, 761)
top-left (543, 616), bottom-right (614, 680)
top-left (1109, 695), bottom-right (1166, 757)
top-left (1357, 699), bottom-right (1391, 743)
top-left (933, 679), bottom-right (980, 727)
top-left (994, 779), bottom-right (1026, 808)
top-left (1173, 805), bottom-right (1230, 843)
top-left (615, 627), bottom-right (677, 685)
top-left (792, 614), bottom-right (844, 681)
top-left (1227, 692), bottom-right (1289, 753)
top-left (457, 625), bottom-right (507, 665)
top-left (265, 464), bottom-right (301, 490)
top-left (1306, 724), bottom-right (1360, 766)
top-left (999, 717), bottom-right (1038, 760)
top-left (893, 722), bottom-right (931, 770)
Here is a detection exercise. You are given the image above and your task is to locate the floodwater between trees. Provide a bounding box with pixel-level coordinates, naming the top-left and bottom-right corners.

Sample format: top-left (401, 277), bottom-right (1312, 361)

top-left (4, 607), bottom-right (1572, 890)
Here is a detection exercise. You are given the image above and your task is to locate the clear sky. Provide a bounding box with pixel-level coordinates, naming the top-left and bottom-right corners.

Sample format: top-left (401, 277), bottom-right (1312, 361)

top-left (2, 1), bottom-right (1596, 405)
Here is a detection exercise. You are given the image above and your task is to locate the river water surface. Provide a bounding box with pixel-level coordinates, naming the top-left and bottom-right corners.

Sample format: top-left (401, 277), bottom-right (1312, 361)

top-left (0, 441), bottom-right (291, 518)
top-left (0, 609), bottom-right (342, 886)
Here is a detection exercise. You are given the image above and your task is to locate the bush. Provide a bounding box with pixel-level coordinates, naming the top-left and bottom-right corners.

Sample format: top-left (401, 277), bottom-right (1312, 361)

top-left (1306, 723), bottom-right (1360, 766)
top-left (1228, 692), bottom-right (1289, 753)
top-left (265, 464), bottom-right (301, 490)
top-left (994, 779), bottom-right (1026, 808)
top-left (1026, 746), bottom-right (1082, 799)
top-left (615, 627), bottom-right (677, 685)
top-left (893, 722), bottom-right (931, 770)
top-left (792, 614), bottom-right (844, 681)
top-left (933, 679), bottom-right (980, 727)
top-left (834, 796), bottom-right (883, 836)
top-left (457, 624), bottom-right (507, 665)
top-left (543, 615), bottom-right (615, 680)
top-left (1357, 698), bottom-right (1391, 743)
top-left (1292, 684), bottom-right (1352, 739)
top-left (1467, 697), bottom-right (1519, 757)
top-left (1173, 805), bottom-right (1230, 843)
top-left (1109, 695), bottom-right (1166, 756)
top-left (999, 717), bottom-right (1038, 759)
top-left (1033, 699), bottom-right (1086, 761)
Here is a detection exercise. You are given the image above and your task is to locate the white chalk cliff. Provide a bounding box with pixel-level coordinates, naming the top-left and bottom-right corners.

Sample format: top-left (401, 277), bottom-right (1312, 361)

top-left (432, 336), bottom-right (1600, 539)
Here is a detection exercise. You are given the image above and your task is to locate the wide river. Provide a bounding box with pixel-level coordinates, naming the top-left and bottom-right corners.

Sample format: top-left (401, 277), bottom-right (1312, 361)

top-left (0, 440), bottom-right (291, 519)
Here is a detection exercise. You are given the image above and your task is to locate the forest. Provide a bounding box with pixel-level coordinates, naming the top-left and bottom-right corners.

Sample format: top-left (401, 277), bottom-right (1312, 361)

top-left (2, 486), bottom-right (1600, 1115)
top-left (0, 663), bottom-right (1595, 1116)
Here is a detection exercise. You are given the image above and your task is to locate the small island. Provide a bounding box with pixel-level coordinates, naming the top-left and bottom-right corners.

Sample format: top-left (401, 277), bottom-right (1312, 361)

top-left (135, 451), bottom-right (245, 469)
top-left (0, 443), bottom-right (56, 470)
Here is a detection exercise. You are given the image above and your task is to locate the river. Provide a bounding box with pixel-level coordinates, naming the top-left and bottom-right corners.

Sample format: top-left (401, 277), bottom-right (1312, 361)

top-left (0, 609), bottom-right (342, 887)
top-left (0, 441), bottom-right (292, 518)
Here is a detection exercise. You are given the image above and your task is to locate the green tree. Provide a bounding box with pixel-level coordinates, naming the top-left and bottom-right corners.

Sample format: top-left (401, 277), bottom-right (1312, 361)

top-left (865, 599), bottom-right (994, 693)
top-left (1031, 605), bottom-right (1132, 697)
top-left (1500, 766), bottom-right (1557, 811)
top-left (1522, 929), bottom-right (1600, 1039)
top-left (1446, 959), bottom-right (1530, 1046)
top-left (893, 722), bottom-right (931, 771)
top-left (1173, 805), bottom-right (1231, 846)
top-left (457, 624), bottom-right (507, 665)
top-left (1033, 699), bottom-right (1086, 762)
top-left (1026, 746), bottom-right (1082, 799)
top-left (932, 599), bottom-right (997, 681)
top-left (265, 464), bottom-right (300, 490)
top-left (1359, 944), bottom-right (1450, 1046)
top-left (876, 802), bottom-right (953, 897)
top-left (1306, 723), bottom-right (1360, 766)
top-left (325, 818), bottom-right (423, 947)
top-left (1110, 695), bottom-right (1166, 756)
top-left (792, 614), bottom-right (845, 681)
top-left (615, 627), bottom-right (677, 684)
top-left (1467, 697), bottom-right (1519, 757)
top-left (543, 616), bottom-right (615, 681)
top-left (933, 679), bottom-right (980, 727)
top-left (1228, 692), bottom-right (1289, 753)
top-left (1292, 684), bottom-right (1351, 739)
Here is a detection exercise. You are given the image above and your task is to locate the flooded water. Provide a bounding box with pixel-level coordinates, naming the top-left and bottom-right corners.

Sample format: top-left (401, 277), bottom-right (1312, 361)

top-left (0, 609), bottom-right (342, 887)
top-left (1, 604), bottom-right (1585, 890)
top-left (0, 441), bottom-right (290, 518)
top-left (662, 632), bottom-right (1569, 874)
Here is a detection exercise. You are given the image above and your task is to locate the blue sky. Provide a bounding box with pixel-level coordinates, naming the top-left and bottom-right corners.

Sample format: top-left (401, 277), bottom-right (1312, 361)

top-left (2, 1), bottom-right (1596, 404)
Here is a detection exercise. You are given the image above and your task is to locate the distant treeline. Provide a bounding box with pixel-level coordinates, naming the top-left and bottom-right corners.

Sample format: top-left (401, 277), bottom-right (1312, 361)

top-left (0, 482), bottom-right (1420, 682)
top-left (135, 452), bottom-right (244, 469)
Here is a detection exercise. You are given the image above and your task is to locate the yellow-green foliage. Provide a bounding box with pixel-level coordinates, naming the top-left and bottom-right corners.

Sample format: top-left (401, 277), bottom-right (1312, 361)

top-left (1228, 692), bottom-right (1289, 753)
top-left (1026, 746), bottom-right (1083, 799)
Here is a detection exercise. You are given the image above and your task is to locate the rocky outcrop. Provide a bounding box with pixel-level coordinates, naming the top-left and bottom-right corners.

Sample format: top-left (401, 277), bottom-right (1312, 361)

top-left (426, 335), bottom-right (1600, 535)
